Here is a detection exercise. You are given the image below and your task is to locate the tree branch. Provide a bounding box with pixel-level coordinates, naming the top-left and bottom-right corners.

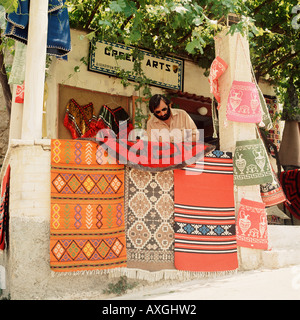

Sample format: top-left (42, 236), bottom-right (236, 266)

top-left (0, 32), bottom-right (12, 117)
top-left (253, 0), bottom-right (276, 15)
top-left (260, 50), bottom-right (300, 76)
top-left (118, 1), bottom-right (140, 33)
top-left (85, 0), bottom-right (102, 30)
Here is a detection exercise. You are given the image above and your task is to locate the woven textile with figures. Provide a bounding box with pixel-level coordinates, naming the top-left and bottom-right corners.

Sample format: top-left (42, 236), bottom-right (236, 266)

top-left (174, 151), bottom-right (238, 272)
top-left (233, 139), bottom-right (273, 186)
top-left (50, 139), bottom-right (126, 272)
top-left (125, 167), bottom-right (175, 271)
top-left (236, 198), bottom-right (268, 250)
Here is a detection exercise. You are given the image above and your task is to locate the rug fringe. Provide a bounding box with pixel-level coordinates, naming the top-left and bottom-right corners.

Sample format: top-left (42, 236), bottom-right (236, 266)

top-left (51, 267), bottom-right (238, 282)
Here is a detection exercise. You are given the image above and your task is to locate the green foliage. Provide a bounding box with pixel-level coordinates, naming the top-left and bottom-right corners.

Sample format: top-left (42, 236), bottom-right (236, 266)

top-left (103, 276), bottom-right (138, 296)
top-left (246, 0), bottom-right (300, 119)
top-left (0, 0), bottom-right (19, 13)
top-left (66, 0), bottom-right (251, 127)
top-left (1, 0), bottom-right (299, 121)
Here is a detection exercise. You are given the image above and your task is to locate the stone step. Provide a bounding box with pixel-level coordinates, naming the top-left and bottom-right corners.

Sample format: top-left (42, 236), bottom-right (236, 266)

top-left (261, 225), bottom-right (300, 269)
top-left (262, 248), bottom-right (300, 269)
top-left (268, 225), bottom-right (300, 249)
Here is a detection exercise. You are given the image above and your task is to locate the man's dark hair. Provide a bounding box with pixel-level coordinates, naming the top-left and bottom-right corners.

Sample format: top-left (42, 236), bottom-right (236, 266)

top-left (149, 94), bottom-right (171, 113)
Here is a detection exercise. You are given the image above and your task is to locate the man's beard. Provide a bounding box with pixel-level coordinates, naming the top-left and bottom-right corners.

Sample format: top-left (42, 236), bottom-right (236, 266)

top-left (154, 107), bottom-right (171, 121)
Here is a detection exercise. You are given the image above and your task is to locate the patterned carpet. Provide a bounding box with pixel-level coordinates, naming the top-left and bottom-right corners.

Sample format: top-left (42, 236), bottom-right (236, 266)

top-left (50, 139), bottom-right (127, 272)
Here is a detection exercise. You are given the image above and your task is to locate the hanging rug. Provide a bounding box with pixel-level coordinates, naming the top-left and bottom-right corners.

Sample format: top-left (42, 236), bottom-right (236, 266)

top-left (173, 153), bottom-right (238, 272)
top-left (125, 167), bottom-right (175, 271)
top-left (50, 139), bottom-right (127, 272)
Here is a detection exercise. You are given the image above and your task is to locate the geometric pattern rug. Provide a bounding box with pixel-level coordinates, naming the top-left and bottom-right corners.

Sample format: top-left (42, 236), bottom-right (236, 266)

top-left (280, 169), bottom-right (300, 220)
top-left (174, 151), bottom-right (238, 272)
top-left (125, 167), bottom-right (175, 271)
top-left (50, 139), bottom-right (127, 272)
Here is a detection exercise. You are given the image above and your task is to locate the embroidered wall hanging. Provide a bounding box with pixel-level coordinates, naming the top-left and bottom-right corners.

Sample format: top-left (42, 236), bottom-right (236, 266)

top-left (260, 169), bottom-right (287, 207)
top-left (15, 82), bottom-right (25, 104)
top-left (50, 139), bottom-right (127, 272)
top-left (280, 169), bottom-right (300, 220)
top-left (0, 165), bottom-right (10, 251)
top-left (266, 97), bottom-right (282, 157)
top-left (97, 105), bottom-right (134, 138)
top-left (236, 198), bottom-right (268, 250)
top-left (8, 42), bottom-right (26, 85)
top-left (233, 139), bottom-right (273, 186)
top-left (226, 34), bottom-right (262, 124)
top-left (63, 99), bottom-right (98, 139)
top-left (226, 80), bottom-right (262, 123)
top-left (208, 56), bottom-right (228, 103)
top-left (173, 153), bottom-right (238, 272)
top-left (125, 167), bottom-right (175, 271)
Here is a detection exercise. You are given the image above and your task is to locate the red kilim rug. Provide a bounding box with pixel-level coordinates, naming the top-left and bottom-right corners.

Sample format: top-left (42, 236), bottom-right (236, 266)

top-left (174, 151), bottom-right (238, 272)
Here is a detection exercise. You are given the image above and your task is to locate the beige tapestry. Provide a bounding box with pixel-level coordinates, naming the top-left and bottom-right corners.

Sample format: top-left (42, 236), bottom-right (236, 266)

top-left (125, 167), bottom-right (175, 271)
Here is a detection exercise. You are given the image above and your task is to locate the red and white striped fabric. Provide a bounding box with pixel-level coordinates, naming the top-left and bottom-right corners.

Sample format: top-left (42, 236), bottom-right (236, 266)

top-left (174, 153), bottom-right (238, 272)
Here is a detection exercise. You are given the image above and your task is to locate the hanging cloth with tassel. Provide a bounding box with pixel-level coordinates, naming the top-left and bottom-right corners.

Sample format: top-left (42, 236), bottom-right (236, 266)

top-left (226, 34), bottom-right (262, 124)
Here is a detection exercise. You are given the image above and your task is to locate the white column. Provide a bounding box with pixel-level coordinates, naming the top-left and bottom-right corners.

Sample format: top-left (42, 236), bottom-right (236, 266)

top-left (21, 0), bottom-right (48, 140)
top-left (216, 29), bottom-right (262, 270)
top-left (215, 29), bottom-right (261, 207)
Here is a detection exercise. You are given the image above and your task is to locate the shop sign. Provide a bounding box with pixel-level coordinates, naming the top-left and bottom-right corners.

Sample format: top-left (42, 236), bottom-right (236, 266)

top-left (89, 40), bottom-right (184, 91)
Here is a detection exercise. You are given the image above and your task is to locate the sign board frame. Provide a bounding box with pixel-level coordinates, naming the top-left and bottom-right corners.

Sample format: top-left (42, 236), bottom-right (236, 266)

top-left (89, 40), bottom-right (184, 91)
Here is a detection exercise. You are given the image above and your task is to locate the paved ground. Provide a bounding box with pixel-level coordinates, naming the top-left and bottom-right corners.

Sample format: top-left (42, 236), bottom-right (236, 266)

top-left (112, 265), bottom-right (300, 300)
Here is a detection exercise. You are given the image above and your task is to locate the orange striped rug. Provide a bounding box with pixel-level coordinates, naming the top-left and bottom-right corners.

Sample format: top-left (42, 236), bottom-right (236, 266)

top-left (174, 152), bottom-right (238, 272)
top-left (50, 139), bottom-right (126, 272)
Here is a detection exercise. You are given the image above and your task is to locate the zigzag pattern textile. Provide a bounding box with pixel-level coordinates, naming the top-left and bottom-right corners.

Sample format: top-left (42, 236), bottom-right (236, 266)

top-left (173, 151), bottom-right (238, 272)
top-left (50, 139), bottom-right (127, 272)
top-left (280, 169), bottom-right (300, 220)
